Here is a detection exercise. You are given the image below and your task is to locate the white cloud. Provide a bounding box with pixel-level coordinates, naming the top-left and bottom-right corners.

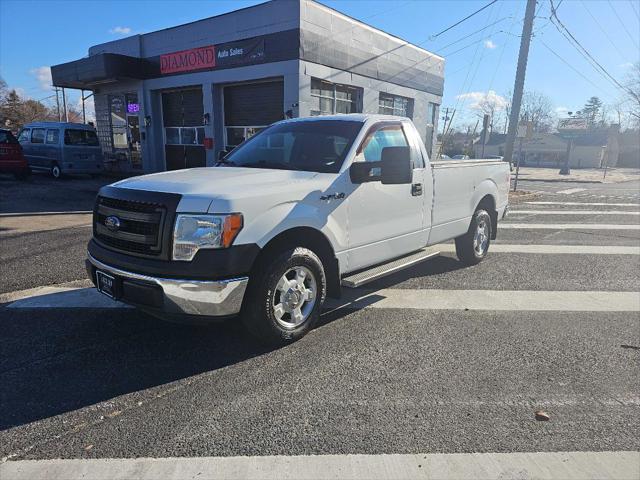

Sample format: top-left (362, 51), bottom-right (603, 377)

top-left (619, 62), bottom-right (634, 69)
top-left (109, 26), bottom-right (132, 35)
top-left (456, 90), bottom-right (508, 111)
top-left (484, 39), bottom-right (497, 49)
top-left (29, 66), bottom-right (52, 91)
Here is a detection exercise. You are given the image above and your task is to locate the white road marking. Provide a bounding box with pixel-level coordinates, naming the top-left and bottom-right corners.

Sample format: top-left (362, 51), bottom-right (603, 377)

top-left (0, 213), bottom-right (92, 234)
top-left (0, 210), bottom-right (92, 217)
top-left (329, 289), bottom-right (640, 312)
top-left (4, 286), bottom-right (130, 309)
top-left (5, 286), bottom-right (639, 312)
top-left (526, 201), bottom-right (639, 207)
top-left (500, 223), bottom-right (640, 230)
top-left (556, 188), bottom-right (587, 194)
top-left (1, 451), bottom-right (637, 480)
top-left (437, 244), bottom-right (640, 255)
top-left (510, 210), bottom-right (640, 215)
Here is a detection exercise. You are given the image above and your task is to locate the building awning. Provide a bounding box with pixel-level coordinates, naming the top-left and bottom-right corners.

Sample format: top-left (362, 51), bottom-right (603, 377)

top-left (51, 53), bottom-right (159, 89)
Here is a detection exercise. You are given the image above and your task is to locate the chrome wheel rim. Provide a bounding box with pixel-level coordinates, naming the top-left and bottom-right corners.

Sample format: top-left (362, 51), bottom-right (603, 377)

top-left (473, 216), bottom-right (489, 256)
top-left (52, 166), bottom-right (60, 178)
top-left (272, 266), bottom-right (317, 329)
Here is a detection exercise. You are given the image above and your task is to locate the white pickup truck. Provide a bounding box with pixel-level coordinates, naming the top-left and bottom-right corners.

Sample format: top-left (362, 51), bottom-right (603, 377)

top-left (87, 114), bottom-right (510, 344)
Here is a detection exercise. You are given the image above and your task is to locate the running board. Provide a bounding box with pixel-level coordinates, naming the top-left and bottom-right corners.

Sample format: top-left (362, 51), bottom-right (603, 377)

top-left (341, 248), bottom-right (440, 288)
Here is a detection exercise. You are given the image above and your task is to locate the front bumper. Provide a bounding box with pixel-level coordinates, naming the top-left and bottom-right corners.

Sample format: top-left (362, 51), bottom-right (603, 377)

top-left (87, 253), bottom-right (248, 318)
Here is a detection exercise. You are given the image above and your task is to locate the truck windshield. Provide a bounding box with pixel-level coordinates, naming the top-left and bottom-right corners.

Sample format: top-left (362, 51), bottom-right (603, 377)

top-left (222, 120), bottom-right (362, 173)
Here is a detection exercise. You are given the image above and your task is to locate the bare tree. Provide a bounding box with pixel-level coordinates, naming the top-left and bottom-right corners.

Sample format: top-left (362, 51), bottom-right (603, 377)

top-left (624, 62), bottom-right (640, 126)
top-left (504, 90), bottom-right (555, 133)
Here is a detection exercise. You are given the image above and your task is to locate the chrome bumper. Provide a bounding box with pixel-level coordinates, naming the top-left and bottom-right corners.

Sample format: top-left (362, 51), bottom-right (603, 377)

top-left (87, 253), bottom-right (248, 317)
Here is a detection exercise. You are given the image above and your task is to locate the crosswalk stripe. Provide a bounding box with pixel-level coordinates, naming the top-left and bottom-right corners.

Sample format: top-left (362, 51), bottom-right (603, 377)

top-left (500, 223), bottom-right (640, 230)
top-left (556, 188), bottom-right (587, 194)
top-left (1, 451), bottom-right (637, 480)
top-left (437, 244), bottom-right (640, 255)
top-left (328, 289), bottom-right (640, 312)
top-left (6, 287), bottom-right (639, 312)
top-left (526, 201), bottom-right (638, 207)
top-left (510, 210), bottom-right (640, 215)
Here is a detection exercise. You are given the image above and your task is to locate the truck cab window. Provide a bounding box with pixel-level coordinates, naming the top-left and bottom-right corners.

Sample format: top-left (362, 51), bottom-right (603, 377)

top-left (359, 125), bottom-right (408, 162)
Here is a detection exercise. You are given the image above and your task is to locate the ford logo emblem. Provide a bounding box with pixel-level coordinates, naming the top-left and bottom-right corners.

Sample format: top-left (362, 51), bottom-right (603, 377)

top-left (104, 215), bottom-right (121, 232)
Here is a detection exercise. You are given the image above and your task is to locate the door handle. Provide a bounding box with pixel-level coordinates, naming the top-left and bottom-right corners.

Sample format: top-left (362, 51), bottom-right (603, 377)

top-left (411, 183), bottom-right (423, 196)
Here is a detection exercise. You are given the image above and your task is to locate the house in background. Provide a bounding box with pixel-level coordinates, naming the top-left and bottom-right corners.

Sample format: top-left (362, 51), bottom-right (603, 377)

top-left (475, 126), bottom-right (621, 168)
top-left (618, 130), bottom-right (640, 168)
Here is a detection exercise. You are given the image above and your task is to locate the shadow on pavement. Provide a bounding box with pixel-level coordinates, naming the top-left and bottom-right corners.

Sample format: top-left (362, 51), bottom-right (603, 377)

top-left (0, 308), bottom-right (275, 430)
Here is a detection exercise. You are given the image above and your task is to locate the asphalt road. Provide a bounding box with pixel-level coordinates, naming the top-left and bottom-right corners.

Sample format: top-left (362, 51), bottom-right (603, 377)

top-left (0, 175), bottom-right (639, 463)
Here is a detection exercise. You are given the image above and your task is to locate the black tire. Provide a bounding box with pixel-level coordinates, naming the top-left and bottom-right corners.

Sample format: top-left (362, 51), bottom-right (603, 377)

top-left (51, 162), bottom-right (62, 179)
top-left (242, 247), bottom-right (326, 346)
top-left (455, 208), bottom-right (492, 265)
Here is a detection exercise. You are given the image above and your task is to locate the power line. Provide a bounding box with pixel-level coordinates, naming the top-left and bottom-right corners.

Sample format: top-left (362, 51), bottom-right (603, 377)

top-left (538, 38), bottom-right (615, 95)
top-left (432, 16), bottom-right (512, 54)
top-left (630, 0), bottom-right (640, 22)
top-left (606, 0), bottom-right (640, 50)
top-left (549, 0), bottom-right (638, 101)
top-left (580, 0), bottom-right (627, 62)
top-left (429, 0), bottom-right (498, 39)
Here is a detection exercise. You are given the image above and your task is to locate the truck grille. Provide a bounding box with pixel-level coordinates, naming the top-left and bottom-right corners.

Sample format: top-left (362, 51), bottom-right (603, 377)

top-left (94, 196), bottom-right (167, 257)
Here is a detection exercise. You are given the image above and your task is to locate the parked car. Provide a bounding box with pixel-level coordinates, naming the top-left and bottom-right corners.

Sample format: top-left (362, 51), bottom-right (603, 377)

top-left (87, 114), bottom-right (510, 345)
top-left (17, 122), bottom-right (103, 179)
top-left (451, 154), bottom-right (470, 160)
top-left (439, 154), bottom-right (451, 160)
top-left (0, 128), bottom-right (30, 180)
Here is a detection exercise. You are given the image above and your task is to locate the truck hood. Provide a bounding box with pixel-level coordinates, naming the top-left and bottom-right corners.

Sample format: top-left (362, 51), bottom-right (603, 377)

top-left (111, 167), bottom-right (331, 213)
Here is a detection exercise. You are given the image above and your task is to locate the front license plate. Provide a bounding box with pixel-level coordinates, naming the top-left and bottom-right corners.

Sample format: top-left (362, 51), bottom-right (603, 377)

top-left (96, 270), bottom-right (117, 299)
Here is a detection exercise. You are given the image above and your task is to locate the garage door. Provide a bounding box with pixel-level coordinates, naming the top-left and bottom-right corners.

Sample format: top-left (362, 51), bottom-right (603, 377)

top-left (223, 80), bottom-right (284, 148)
top-left (162, 88), bottom-right (205, 171)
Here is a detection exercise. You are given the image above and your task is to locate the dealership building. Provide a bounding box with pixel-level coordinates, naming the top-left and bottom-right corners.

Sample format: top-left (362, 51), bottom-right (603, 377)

top-left (51, 0), bottom-right (444, 173)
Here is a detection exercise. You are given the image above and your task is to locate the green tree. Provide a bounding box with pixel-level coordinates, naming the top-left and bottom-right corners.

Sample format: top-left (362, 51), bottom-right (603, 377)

top-left (582, 96), bottom-right (603, 127)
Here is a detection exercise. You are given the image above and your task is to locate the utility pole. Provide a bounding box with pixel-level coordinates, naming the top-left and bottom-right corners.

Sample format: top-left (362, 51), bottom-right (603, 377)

top-left (53, 86), bottom-right (61, 121)
top-left (81, 89), bottom-right (86, 124)
top-left (503, 0), bottom-right (536, 167)
top-left (62, 87), bottom-right (68, 122)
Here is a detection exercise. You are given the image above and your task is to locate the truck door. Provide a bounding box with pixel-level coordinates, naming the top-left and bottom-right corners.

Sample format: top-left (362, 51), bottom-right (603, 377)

top-left (346, 122), bottom-right (426, 271)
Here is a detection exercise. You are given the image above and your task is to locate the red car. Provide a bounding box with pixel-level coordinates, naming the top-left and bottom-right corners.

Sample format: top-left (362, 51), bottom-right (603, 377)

top-left (0, 128), bottom-right (30, 180)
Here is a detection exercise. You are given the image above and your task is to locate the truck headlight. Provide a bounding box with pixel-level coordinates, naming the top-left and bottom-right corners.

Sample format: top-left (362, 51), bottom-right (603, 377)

top-left (172, 213), bottom-right (243, 261)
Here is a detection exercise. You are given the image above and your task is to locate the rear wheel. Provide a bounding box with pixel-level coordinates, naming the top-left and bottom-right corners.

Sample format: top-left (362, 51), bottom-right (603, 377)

top-left (242, 247), bottom-right (326, 346)
top-left (51, 162), bottom-right (62, 179)
top-left (455, 208), bottom-right (492, 265)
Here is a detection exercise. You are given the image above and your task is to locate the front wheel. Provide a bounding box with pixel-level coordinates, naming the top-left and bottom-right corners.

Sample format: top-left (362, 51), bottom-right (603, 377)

top-left (51, 162), bottom-right (62, 179)
top-left (242, 247), bottom-right (326, 346)
top-left (455, 208), bottom-right (492, 265)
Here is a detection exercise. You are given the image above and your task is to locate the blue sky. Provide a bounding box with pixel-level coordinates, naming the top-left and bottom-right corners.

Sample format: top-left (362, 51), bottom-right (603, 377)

top-left (1, 0), bottom-right (638, 127)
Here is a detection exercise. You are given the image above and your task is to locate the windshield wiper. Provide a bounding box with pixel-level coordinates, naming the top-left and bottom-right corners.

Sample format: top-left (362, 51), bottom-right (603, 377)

top-left (241, 161), bottom-right (305, 171)
top-left (215, 158), bottom-right (236, 167)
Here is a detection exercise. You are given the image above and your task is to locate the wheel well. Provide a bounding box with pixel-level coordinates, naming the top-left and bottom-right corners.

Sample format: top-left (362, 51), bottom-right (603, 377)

top-left (477, 194), bottom-right (498, 240)
top-left (256, 227), bottom-right (341, 298)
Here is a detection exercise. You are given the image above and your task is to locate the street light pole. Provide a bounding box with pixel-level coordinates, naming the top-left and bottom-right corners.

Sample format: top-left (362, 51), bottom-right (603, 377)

top-left (503, 0), bottom-right (536, 167)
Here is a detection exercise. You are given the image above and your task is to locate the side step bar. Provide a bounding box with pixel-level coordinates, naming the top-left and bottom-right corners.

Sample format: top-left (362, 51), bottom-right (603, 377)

top-left (341, 248), bottom-right (440, 288)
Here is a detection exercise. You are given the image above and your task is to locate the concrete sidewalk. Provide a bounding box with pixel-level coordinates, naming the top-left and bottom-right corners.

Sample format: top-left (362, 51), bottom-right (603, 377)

top-left (513, 167), bottom-right (640, 184)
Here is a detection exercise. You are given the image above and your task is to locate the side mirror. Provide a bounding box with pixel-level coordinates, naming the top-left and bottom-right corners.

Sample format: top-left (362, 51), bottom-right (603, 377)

top-left (349, 162), bottom-right (378, 183)
top-left (381, 146), bottom-right (412, 184)
top-left (217, 149), bottom-right (229, 161)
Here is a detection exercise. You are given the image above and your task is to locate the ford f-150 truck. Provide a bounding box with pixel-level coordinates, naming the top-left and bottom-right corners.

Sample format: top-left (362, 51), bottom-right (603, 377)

top-left (87, 114), bottom-right (510, 344)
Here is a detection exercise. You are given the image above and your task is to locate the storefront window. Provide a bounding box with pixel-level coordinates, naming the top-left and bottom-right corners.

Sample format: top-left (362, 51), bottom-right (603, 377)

top-left (378, 92), bottom-right (414, 118)
top-left (310, 78), bottom-right (361, 116)
top-left (225, 126), bottom-right (264, 149)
